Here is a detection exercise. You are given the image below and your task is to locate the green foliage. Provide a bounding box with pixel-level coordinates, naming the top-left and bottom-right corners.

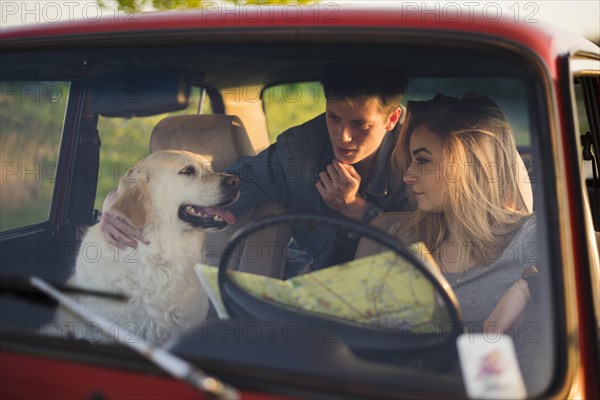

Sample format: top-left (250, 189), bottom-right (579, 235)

top-left (0, 82), bottom-right (68, 231)
top-left (100, 0), bottom-right (315, 12)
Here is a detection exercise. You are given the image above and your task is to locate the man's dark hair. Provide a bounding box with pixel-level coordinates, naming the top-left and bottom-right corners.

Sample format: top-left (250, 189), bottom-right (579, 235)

top-left (321, 64), bottom-right (408, 114)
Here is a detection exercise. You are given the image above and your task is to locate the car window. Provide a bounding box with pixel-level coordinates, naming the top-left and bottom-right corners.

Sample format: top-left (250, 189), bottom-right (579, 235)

top-left (405, 78), bottom-right (531, 146)
top-left (262, 82), bottom-right (326, 143)
top-left (0, 81), bottom-right (68, 231)
top-left (0, 42), bottom-right (570, 398)
top-left (262, 79), bottom-right (532, 151)
top-left (406, 78), bottom-right (534, 171)
top-left (95, 87), bottom-right (211, 209)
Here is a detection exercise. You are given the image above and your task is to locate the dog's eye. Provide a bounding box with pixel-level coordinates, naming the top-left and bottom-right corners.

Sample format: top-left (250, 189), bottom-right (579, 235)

top-left (179, 165), bottom-right (196, 176)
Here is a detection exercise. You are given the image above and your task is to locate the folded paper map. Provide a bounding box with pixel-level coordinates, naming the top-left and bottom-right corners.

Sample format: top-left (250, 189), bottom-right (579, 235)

top-left (196, 246), bottom-right (452, 330)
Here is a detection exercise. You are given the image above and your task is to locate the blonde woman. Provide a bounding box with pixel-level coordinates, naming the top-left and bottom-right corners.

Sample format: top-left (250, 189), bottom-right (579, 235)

top-left (390, 93), bottom-right (537, 334)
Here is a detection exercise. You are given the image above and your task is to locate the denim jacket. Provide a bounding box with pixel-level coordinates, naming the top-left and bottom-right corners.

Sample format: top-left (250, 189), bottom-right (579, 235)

top-left (227, 113), bottom-right (412, 268)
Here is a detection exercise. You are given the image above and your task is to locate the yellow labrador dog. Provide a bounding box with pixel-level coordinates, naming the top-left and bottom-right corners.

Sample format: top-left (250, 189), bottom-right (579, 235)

top-left (54, 150), bottom-right (239, 345)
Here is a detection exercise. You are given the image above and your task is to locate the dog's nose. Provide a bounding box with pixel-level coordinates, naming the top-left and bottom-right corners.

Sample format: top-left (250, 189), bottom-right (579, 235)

top-left (222, 174), bottom-right (240, 187)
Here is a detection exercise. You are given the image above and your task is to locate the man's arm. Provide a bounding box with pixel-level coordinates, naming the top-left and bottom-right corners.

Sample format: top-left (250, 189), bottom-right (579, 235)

top-left (99, 190), bottom-right (150, 249)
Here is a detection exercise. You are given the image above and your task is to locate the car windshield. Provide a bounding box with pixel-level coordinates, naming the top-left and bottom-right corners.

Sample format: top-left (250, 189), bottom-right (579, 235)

top-left (0, 39), bottom-right (561, 397)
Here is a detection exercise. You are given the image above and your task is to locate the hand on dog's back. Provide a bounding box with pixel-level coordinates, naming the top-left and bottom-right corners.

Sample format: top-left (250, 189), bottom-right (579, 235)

top-left (100, 190), bottom-right (150, 249)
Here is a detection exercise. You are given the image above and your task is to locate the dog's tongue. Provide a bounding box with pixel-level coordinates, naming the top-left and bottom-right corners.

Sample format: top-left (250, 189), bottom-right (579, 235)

top-left (205, 207), bottom-right (236, 224)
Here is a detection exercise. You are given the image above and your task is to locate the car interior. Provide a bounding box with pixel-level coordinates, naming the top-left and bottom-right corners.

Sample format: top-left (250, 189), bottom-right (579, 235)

top-left (2, 36), bottom-right (598, 397)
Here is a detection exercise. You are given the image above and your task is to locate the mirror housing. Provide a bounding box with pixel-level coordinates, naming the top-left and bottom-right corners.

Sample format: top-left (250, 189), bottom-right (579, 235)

top-left (89, 67), bottom-right (190, 117)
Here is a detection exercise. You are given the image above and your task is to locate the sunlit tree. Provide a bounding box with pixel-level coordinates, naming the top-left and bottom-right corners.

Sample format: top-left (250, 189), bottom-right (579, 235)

top-left (99, 0), bottom-right (316, 13)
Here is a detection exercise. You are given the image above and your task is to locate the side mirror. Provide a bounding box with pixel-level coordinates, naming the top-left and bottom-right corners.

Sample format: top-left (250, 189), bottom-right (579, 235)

top-left (89, 67), bottom-right (190, 117)
top-left (218, 214), bottom-right (463, 357)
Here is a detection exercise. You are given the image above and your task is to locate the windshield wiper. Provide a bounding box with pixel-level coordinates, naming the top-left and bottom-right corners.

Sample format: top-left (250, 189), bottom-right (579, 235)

top-left (26, 275), bottom-right (239, 400)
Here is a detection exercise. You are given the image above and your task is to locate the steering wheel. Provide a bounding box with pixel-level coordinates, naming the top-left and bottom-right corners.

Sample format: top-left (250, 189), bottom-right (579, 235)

top-left (218, 213), bottom-right (463, 359)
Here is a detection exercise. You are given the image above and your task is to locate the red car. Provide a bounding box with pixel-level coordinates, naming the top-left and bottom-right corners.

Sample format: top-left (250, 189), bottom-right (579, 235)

top-left (1, 6), bottom-right (599, 399)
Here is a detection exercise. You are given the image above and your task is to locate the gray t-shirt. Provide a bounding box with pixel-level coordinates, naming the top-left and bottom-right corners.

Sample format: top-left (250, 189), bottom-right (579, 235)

top-left (443, 215), bottom-right (537, 331)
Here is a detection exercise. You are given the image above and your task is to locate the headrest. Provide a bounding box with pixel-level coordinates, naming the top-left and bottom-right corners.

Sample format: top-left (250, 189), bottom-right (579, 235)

top-left (150, 115), bottom-right (255, 171)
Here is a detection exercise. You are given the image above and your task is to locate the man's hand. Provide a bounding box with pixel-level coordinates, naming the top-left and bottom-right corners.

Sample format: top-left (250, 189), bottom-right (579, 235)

top-left (316, 160), bottom-right (367, 220)
top-left (100, 190), bottom-right (150, 250)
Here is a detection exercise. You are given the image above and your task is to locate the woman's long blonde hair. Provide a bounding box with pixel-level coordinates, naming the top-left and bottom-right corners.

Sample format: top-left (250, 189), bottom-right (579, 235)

top-left (392, 94), bottom-right (532, 265)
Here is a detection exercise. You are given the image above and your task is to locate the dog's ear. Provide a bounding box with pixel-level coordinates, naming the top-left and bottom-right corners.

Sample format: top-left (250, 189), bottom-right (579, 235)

top-left (111, 167), bottom-right (150, 230)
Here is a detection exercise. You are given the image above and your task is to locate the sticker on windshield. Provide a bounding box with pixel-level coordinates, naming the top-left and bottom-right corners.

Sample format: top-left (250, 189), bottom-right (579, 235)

top-left (457, 334), bottom-right (526, 399)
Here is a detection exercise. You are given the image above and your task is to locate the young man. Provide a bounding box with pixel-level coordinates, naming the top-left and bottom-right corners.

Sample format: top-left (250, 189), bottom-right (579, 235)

top-left (101, 64), bottom-right (411, 270)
